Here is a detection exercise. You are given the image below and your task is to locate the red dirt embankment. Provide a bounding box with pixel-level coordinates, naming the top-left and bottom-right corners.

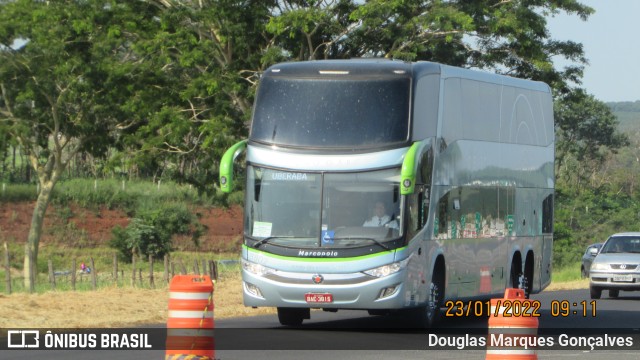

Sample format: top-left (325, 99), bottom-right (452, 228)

top-left (0, 202), bottom-right (244, 252)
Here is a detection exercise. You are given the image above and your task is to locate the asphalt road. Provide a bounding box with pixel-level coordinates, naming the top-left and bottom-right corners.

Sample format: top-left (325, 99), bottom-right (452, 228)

top-left (2, 289), bottom-right (639, 360)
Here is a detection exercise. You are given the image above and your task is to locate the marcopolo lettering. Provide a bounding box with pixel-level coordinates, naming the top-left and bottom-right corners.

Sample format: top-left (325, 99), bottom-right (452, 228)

top-left (298, 250), bottom-right (339, 257)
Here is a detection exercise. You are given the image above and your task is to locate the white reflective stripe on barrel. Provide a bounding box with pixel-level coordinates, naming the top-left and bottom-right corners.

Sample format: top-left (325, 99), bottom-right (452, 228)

top-left (169, 310), bottom-right (214, 318)
top-left (170, 291), bottom-right (212, 300)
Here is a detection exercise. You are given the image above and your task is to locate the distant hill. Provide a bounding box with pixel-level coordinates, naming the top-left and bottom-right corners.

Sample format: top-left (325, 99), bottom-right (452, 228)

top-left (608, 101), bottom-right (640, 134)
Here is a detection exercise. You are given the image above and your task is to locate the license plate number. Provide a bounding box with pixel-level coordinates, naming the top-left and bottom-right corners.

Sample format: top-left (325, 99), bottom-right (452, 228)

top-left (305, 293), bottom-right (333, 303)
top-left (613, 274), bottom-right (633, 282)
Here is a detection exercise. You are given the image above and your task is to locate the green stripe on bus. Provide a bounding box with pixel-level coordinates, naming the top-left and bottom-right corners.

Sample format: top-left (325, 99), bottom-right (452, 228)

top-left (243, 244), bottom-right (405, 262)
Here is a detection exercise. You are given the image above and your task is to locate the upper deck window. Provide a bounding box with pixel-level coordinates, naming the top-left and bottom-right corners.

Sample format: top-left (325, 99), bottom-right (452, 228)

top-left (250, 76), bottom-right (411, 149)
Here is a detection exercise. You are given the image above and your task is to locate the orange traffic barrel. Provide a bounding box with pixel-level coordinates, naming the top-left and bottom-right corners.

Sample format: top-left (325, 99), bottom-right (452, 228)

top-left (480, 266), bottom-right (492, 293)
top-left (486, 288), bottom-right (538, 360)
top-left (166, 275), bottom-right (215, 360)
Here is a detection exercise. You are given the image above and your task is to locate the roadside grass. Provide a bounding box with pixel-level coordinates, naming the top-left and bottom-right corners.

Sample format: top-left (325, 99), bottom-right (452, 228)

top-left (0, 260), bottom-right (277, 328)
top-left (546, 263), bottom-right (588, 291)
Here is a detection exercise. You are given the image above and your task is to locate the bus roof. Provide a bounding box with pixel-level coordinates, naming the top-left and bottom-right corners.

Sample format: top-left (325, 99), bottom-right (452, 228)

top-left (265, 59), bottom-right (551, 94)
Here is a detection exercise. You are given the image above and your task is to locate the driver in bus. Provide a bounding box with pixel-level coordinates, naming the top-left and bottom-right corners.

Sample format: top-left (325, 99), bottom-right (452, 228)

top-left (363, 201), bottom-right (398, 229)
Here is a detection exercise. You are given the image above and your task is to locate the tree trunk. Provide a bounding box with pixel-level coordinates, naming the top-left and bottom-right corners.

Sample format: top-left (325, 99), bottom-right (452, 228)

top-left (23, 181), bottom-right (54, 291)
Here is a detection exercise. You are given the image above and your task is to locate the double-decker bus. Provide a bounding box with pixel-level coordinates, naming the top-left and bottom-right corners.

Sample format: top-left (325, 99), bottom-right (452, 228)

top-left (220, 59), bottom-right (554, 327)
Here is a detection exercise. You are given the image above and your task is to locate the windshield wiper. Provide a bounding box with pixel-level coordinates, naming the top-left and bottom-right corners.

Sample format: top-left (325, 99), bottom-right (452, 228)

top-left (252, 235), bottom-right (306, 249)
top-left (330, 237), bottom-right (392, 251)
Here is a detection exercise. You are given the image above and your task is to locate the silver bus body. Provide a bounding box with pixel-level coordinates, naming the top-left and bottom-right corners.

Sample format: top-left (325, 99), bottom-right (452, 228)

top-left (229, 60), bottom-right (554, 324)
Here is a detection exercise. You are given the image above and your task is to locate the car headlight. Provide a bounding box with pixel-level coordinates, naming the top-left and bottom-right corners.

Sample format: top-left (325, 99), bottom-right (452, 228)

top-left (242, 259), bottom-right (275, 276)
top-left (363, 257), bottom-right (410, 278)
top-left (590, 262), bottom-right (609, 271)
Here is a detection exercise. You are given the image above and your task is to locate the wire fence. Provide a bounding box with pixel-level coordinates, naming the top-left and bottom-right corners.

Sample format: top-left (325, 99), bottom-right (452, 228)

top-left (1, 243), bottom-right (231, 294)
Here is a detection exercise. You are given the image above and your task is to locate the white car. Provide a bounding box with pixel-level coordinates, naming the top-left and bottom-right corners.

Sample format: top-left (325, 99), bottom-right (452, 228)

top-left (589, 232), bottom-right (640, 299)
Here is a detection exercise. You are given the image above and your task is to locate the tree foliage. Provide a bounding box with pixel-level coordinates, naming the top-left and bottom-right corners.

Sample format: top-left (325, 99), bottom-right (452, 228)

top-left (555, 89), bottom-right (629, 191)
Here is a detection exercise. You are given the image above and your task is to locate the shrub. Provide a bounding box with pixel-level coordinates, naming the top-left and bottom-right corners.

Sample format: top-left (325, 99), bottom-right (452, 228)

top-left (110, 219), bottom-right (172, 262)
top-left (109, 202), bottom-right (203, 261)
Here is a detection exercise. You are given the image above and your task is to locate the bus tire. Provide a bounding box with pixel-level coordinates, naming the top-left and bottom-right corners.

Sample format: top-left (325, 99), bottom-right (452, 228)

top-left (407, 268), bottom-right (444, 328)
top-left (277, 307), bottom-right (309, 326)
top-left (523, 251), bottom-right (535, 298)
top-left (424, 280), bottom-right (442, 327)
top-left (508, 254), bottom-right (523, 291)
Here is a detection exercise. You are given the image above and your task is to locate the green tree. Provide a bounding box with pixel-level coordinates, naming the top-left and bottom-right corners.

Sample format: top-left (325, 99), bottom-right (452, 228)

top-left (264, 0), bottom-right (593, 93)
top-left (0, 0), bottom-right (161, 290)
top-left (116, 0), bottom-right (275, 189)
top-left (555, 89), bottom-right (629, 191)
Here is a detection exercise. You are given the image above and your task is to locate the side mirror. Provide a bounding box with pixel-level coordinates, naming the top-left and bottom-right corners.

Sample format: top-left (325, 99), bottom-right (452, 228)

top-left (588, 247), bottom-right (599, 256)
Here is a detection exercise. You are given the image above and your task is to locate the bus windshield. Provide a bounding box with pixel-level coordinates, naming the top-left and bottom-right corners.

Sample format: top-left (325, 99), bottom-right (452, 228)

top-left (250, 76), bottom-right (411, 149)
top-left (245, 166), bottom-right (403, 248)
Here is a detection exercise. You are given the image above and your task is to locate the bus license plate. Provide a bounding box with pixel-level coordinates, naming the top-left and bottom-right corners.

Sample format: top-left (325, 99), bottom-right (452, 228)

top-left (613, 274), bottom-right (633, 282)
top-left (305, 293), bottom-right (333, 303)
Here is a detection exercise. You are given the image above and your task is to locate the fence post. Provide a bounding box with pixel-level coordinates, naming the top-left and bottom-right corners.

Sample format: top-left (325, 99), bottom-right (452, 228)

top-left (178, 259), bottom-right (187, 275)
top-left (90, 257), bottom-right (97, 290)
top-left (71, 259), bottom-right (76, 291)
top-left (48, 259), bottom-right (56, 290)
top-left (131, 254), bottom-right (136, 287)
top-left (149, 254), bottom-right (155, 289)
top-left (193, 259), bottom-right (200, 275)
top-left (4, 242), bottom-right (11, 295)
top-left (211, 260), bottom-right (218, 282)
top-left (113, 253), bottom-right (118, 284)
top-left (163, 254), bottom-right (169, 285)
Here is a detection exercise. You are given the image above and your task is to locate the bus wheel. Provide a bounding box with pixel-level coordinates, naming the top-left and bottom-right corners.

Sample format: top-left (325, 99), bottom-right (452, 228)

top-left (424, 281), bottom-right (442, 327)
top-left (509, 261), bottom-right (520, 288)
top-left (407, 278), bottom-right (443, 328)
top-left (277, 307), bottom-right (309, 326)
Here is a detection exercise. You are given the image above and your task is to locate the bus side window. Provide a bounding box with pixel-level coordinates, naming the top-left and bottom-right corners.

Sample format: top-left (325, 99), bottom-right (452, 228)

top-left (542, 194), bottom-right (553, 233)
top-left (407, 192), bottom-right (419, 239)
top-left (436, 192), bottom-right (449, 239)
top-left (416, 186), bottom-right (429, 227)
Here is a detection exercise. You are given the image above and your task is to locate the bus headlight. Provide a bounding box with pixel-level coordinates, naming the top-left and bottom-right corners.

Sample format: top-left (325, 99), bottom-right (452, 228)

top-left (363, 258), bottom-right (410, 278)
top-left (242, 259), bottom-right (275, 277)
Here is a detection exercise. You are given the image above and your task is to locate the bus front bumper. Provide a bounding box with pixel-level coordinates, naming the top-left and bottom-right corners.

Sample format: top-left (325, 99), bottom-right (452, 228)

top-left (241, 268), bottom-right (411, 309)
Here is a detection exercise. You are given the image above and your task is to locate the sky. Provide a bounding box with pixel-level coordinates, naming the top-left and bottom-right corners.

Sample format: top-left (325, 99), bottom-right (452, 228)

top-left (546, 0), bottom-right (640, 102)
